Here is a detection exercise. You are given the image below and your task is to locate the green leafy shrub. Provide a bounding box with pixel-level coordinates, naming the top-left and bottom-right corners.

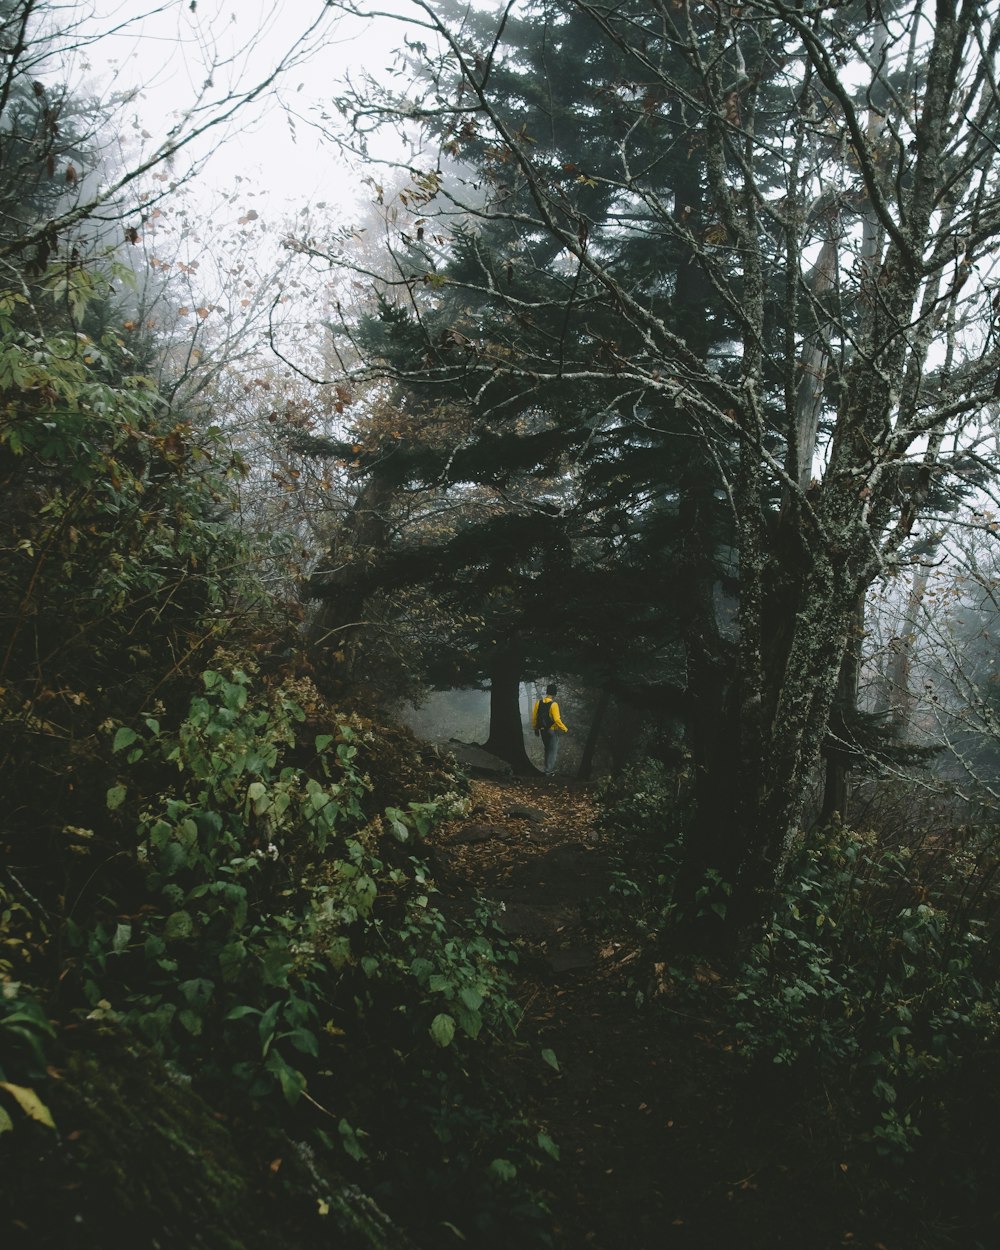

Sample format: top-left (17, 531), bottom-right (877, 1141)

top-left (598, 754), bottom-right (681, 844)
top-left (731, 823), bottom-right (1000, 1161)
top-left (0, 982), bottom-right (56, 1083)
top-left (60, 666), bottom-right (549, 1243)
top-left (0, 309), bottom-right (293, 882)
top-left (594, 752), bottom-right (700, 933)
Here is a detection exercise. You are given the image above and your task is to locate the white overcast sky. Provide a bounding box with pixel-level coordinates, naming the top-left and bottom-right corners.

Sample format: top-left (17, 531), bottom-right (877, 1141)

top-left (71, 0), bottom-right (401, 216)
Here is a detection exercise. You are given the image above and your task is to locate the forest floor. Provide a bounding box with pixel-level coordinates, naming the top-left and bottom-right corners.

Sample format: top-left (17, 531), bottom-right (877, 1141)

top-left (431, 775), bottom-right (904, 1250)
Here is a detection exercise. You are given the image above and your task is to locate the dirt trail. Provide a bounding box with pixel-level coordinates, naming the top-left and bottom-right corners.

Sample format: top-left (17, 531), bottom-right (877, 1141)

top-left (432, 776), bottom-right (874, 1250)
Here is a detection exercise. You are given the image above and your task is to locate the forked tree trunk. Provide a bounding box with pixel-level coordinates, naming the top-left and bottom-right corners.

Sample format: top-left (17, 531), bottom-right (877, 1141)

top-left (728, 551), bottom-right (861, 938)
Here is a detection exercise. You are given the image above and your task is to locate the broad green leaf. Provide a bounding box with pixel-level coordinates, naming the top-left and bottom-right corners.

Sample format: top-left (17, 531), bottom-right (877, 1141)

top-left (266, 1051), bottom-right (306, 1105)
top-left (326, 936), bottom-right (351, 970)
top-left (178, 1009), bottom-right (203, 1036)
top-left (106, 785), bottom-right (126, 811)
top-left (112, 727), bottom-right (137, 753)
top-left (259, 1000), bottom-right (281, 1053)
top-left (177, 818), bottom-right (198, 848)
top-left (488, 1157), bottom-right (517, 1182)
top-left (430, 1012), bottom-right (456, 1048)
top-left (388, 818), bottom-right (409, 843)
top-left (163, 910), bottom-right (194, 940)
top-left (459, 986), bottom-right (484, 1011)
top-left (0, 1104), bottom-right (13, 1135)
top-left (338, 1117), bottom-right (368, 1161)
top-left (455, 1005), bottom-right (482, 1040)
top-left (541, 1048), bottom-right (560, 1072)
top-left (287, 1027), bottom-right (319, 1058)
top-left (179, 978), bottom-right (213, 1009)
top-left (224, 1004), bottom-right (261, 1021)
top-left (159, 842), bottom-right (187, 877)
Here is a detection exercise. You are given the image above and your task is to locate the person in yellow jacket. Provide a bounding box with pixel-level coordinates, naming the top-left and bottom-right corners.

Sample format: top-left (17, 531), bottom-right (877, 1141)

top-left (532, 683), bottom-right (569, 777)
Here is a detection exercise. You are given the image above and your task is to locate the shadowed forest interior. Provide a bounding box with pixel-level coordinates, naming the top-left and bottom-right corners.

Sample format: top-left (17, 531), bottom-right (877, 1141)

top-left (4, 1), bottom-right (1000, 1246)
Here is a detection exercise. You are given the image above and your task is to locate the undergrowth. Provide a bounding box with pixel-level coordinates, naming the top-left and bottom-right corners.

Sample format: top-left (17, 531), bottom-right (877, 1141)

top-left (597, 754), bottom-right (1000, 1234)
top-left (2, 667), bottom-right (554, 1247)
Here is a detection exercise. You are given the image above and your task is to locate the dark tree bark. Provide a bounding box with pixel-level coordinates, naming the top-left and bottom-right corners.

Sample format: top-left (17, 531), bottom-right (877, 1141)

top-left (577, 685), bottom-right (611, 781)
top-left (482, 643), bottom-right (537, 773)
top-left (819, 597), bottom-right (865, 826)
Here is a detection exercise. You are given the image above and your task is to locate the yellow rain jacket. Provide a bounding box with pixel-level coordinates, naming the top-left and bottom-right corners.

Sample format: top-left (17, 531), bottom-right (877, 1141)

top-left (532, 697), bottom-right (568, 733)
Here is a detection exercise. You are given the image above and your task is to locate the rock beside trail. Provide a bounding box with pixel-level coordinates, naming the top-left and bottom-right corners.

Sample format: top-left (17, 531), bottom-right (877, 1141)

top-left (444, 740), bottom-right (514, 777)
top-left (448, 822), bottom-right (509, 845)
top-left (506, 803), bottom-right (547, 823)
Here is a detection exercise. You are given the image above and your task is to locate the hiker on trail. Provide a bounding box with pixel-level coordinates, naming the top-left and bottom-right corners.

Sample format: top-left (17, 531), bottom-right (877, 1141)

top-left (532, 683), bottom-right (568, 777)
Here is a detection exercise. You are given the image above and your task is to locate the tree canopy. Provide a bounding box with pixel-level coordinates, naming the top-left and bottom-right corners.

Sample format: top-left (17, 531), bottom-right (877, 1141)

top-left (298, 0), bottom-right (1000, 933)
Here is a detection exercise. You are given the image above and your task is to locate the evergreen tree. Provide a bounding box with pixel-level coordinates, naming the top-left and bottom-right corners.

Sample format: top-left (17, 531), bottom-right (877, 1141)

top-left (308, 0), bottom-right (748, 775)
top-left (317, 0), bottom-right (1000, 941)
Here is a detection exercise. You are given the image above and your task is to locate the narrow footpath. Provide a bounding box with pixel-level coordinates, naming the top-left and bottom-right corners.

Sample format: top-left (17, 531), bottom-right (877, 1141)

top-left (432, 776), bottom-right (895, 1250)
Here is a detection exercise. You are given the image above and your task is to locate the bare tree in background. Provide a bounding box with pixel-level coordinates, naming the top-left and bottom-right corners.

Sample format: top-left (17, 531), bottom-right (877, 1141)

top-left (0, 0), bottom-right (340, 265)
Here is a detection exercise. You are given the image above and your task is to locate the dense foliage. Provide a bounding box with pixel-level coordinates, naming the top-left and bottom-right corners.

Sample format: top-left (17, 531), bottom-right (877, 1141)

top-left (597, 750), bottom-right (1000, 1230)
top-left (6, 2), bottom-right (1000, 1245)
top-left (0, 268), bottom-right (554, 1240)
top-left (0, 8), bottom-right (556, 1242)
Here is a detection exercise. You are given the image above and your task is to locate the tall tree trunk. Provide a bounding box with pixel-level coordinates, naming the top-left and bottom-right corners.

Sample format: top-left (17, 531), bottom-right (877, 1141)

top-left (577, 685), bottom-right (611, 781)
top-left (819, 596), bottom-right (865, 825)
top-left (889, 564), bottom-right (930, 735)
top-left (807, 19), bottom-right (890, 832)
top-left (729, 549), bottom-right (861, 938)
top-left (482, 643), bottom-right (536, 773)
top-left (670, 119), bottom-right (740, 897)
